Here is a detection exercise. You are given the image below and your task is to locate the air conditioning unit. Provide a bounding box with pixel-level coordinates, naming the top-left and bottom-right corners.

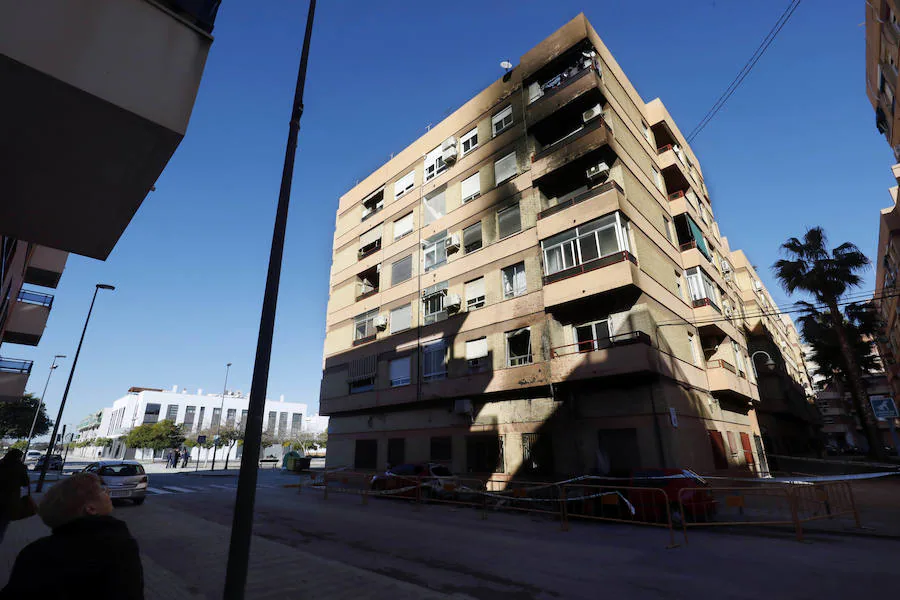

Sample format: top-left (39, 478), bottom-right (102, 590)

top-left (373, 314), bottom-right (388, 330)
top-left (453, 398), bottom-right (473, 415)
top-left (586, 162), bottom-right (610, 181)
top-left (723, 271), bottom-right (733, 282)
top-left (441, 137), bottom-right (458, 163)
top-left (724, 305), bottom-right (733, 318)
top-left (754, 280), bottom-right (763, 291)
top-left (444, 233), bottom-right (461, 253)
top-left (582, 103), bottom-right (603, 123)
top-left (445, 293), bottom-right (462, 312)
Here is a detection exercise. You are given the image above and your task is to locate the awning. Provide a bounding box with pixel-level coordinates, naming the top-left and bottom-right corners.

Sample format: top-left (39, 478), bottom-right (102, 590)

top-left (687, 216), bottom-right (711, 261)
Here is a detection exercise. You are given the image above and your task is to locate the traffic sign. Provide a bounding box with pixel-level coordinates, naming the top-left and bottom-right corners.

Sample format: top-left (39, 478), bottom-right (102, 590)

top-left (197, 435), bottom-right (207, 444)
top-left (870, 396), bottom-right (899, 420)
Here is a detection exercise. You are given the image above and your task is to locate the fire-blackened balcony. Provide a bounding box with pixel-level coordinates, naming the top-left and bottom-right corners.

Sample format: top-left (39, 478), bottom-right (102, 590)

top-left (534, 142), bottom-right (619, 219)
top-left (526, 41), bottom-right (604, 126)
top-left (355, 266), bottom-right (380, 302)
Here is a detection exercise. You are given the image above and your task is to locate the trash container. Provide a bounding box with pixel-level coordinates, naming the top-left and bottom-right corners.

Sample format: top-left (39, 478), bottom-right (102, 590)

top-left (283, 451), bottom-right (300, 471)
top-left (295, 457), bottom-right (312, 472)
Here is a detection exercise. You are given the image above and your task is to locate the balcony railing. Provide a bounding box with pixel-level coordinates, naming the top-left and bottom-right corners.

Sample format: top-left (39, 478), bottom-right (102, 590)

top-left (537, 181), bottom-right (623, 220)
top-left (528, 61), bottom-right (597, 106)
top-left (358, 241), bottom-right (381, 261)
top-left (352, 334), bottom-right (376, 347)
top-left (532, 116), bottom-right (609, 162)
top-left (707, 359), bottom-right (737, 374)
top-left (0, 357), bottom-right (33, 374)
top-left (17, 290), bottom-right (54, 308)
top-left (550, 331), bottom-right (652, 358)
top-left (355, 287), bottom-right (379, 302)
top-left (692, 297), bottom-right (721, 312)
top-left (542, 251), bottom-right (636, 286)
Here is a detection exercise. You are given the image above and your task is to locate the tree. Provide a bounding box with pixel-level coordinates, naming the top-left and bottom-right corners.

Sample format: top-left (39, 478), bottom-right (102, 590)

top-left (124, 420), bottom-right (185, 452)
top-left (774, 227), bottom-right (884, 458)
top-left (0, 393), bottom-right (51, 440)
top-left (10, 440), bottom-right (28, 451)
top-left (219, 427), bottom-right (243, 470)
top-left (287, 431), bottom-right (319, 454)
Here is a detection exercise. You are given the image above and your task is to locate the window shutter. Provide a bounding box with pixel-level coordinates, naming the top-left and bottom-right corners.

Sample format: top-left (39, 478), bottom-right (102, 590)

top-left (465, 278), bottom-right (485, 302)
top-left (390, 304), bottom-right (412, 333)
top-left (492, 105), bottom-right (513, 133)
top-left (498, 204), bottom-right (521, 239)
top-left (348, 355), bottom-right (377, 383)
top-left (463, 222), bottom-right (482, 250)
top-left (394, 171), bottom-right (415, 198)
top-left (494, 152), bottom-right (517, 185)
top-left (461, 173), bottom-right (480, 202)
top-left (393, 213), bottom-right (413, 239)
top-left (389, 356), bottom-right (410, 383)
top-left (466, 337), bottom-right (489, 360)
top-left (359, 224), bottom-right (383, 249)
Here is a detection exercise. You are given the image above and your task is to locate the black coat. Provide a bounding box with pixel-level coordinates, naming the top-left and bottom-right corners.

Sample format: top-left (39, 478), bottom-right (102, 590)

top-left (0, 458), bottom-right (29, 520)
top-left (0, 515), bottom-right (143, 599)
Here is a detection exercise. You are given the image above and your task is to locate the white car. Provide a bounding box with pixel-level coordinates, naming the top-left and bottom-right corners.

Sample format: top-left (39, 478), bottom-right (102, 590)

top-left (24, 451), bottom-right (42, 465)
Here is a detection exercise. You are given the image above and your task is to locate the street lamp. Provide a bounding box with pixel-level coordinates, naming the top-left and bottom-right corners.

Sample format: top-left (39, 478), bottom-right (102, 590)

top-left (751, 350), bottom-right (777, 379)
top-left (211, 362), bottom-right (232, 471)
top-left (23, 354), bottom-right (65, 457)
top-left (36, 284), bottom-right (114, 492)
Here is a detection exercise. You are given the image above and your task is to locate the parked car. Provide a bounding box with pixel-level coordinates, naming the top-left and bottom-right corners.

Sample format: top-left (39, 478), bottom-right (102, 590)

top-left (24, 451), bottom-right (42, 465)
top-left (33, 454), bottom-right (63, 471)
top-left (370, 463), bottom-right (458, 499)
top-left (82, 461), bottom-right (148, 505)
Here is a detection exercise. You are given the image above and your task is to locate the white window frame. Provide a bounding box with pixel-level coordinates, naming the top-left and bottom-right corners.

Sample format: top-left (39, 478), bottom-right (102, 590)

top-left (685, 267), bottom-right (719, 307)
top-left (733, 340), bottom-right (746, 375)
top-left (389, 356), bottom-right (411, 387)
top-left (423, 234), bottom-right (448, 272)
top-left (506, 327), bottom-right (533, 367)
top-left (501, 262), bottom-right (526, 299)
top-left (461, 172), bottom-right (481, 203)
top-left (361, 189), bottom-right (384, 220)
top-left (494, 151), bottom-right (517, 185)
top-left (461, 128), bottom-right (478, 155)
top-left (492, 105), bottom-right (514, 136)
top-left (497, 203), bottom-right (521, 239)
top-left (688, 331), bottom-right (700, 366)
top-left (423, 189), bottom-right (446, 225)
top-left (394, 171), bottom-right (415, 199)
top-left (422, 340), bottom-right (447, 381)
top-left (663, 216), bottom-right (673, 243)
top-left (393, 212), bottom-right (414, 240)
top-left (540, 212), bottom-right (630, 277)
top-left (389, 304), bottom-right (412, 334)
top-left (641, 120), bottom-right (650, 142)
top-left (424, 145), bottom-right (447, 182)
top-left (463, 221), bottom-right (482, 253)
top-left (391, 255), bottom-right (413, 285)
top-left (465, 277), bottom-right (486, 310)
top-left (354, 309), bottom-right (379, 342)
top-left (652, 167), bottom-right (663, 191)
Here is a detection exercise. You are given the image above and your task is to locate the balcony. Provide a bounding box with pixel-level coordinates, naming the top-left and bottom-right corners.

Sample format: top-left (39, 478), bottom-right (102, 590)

top-left (0, 357), bottom-right (33, 403)
top-left (23, 245), bottom-right (68, 288)
top-left (2, 290), bottom-right (53, 346)
top-left (531, 117), bottom-right (613, 181)
top-left (542, 251), bottom-right (638, 308)
top-left (707, 359), bottom-right (758, 403)
top-left (537, 180), bottom-right (623, 221)
top-left (0, 0), bottom-right (217, 259)
top-left (549, 331), bottom-right (657, 383)
top-left (527, 65), bottom-right (602, 127)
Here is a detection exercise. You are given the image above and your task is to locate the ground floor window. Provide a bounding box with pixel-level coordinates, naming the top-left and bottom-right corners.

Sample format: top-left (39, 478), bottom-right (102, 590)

top-left (708, 430), bottom-right (728, 470)
top-left (521, 433), bottom-right (554, 475)
top-left (387, 438), bottom-right (405, 467)
top-left (430, 436), bottom-right (452, 462)
top-left (466, 434), bottom-right (504, 473)
top-left (354, 439), bottom-right (378, 470)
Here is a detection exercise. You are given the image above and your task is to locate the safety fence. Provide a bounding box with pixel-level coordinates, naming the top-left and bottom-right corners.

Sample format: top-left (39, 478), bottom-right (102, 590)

top-left (288, 469), bottom-right (864, 546)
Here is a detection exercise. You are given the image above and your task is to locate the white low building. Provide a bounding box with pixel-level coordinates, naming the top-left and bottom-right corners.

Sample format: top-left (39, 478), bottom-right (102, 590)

top-left (76, 385), bottom-right (309, 462)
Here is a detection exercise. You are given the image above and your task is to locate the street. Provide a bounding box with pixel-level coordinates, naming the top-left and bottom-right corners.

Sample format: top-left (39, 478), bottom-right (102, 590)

top-left (5, 469), bottom-right (888, 599)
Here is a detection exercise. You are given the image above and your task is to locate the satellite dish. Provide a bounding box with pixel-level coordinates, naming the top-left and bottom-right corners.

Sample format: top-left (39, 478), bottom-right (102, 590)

top-left (500, 60), bottom-right (513, 71)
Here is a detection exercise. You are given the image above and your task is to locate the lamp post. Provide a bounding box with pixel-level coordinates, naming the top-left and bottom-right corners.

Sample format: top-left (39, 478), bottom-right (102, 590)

top-left (36, 284), bottom-right (114, 492)
top-left (23, 354), bottom-right (65, 457)
top-left (751, 350), bottom-right (777, 380)
top-left (211, 362), bottom-right (232, 471)
top-left (223, 2), bottom-right (316, 597)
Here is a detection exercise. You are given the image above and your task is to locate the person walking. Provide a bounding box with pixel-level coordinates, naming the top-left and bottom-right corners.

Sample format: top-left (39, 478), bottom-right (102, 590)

top-left (173, 449), bottom-right (181, 470)
top-left (0, 472), bottom-right (144, 599)
top-left (165, 451), bottom-right (174, 469)
top-left (0, 449), bottom-right (32, 543)
top-left (181, 448), bottom-right (190, 468)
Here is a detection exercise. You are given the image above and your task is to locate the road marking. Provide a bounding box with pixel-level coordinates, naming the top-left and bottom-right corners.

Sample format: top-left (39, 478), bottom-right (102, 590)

top-left (161, 486), bottom-right (197, 493)
top-left (209, 484), bottom-right (237, 490)
top-left (147, 487), bottom-right (173, 495)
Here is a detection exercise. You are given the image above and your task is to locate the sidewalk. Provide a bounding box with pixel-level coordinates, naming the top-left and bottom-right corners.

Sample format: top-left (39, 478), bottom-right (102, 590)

top-left (0, 495), bottom-right (467, 599)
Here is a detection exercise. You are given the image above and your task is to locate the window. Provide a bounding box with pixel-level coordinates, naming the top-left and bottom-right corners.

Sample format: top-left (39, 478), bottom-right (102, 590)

top-left (641, 120), bottom-right (650, 142)
top-left (226, 409), bottom-right (236, 428)
top-left (466, 337), bottom-right (489, 366)
top-left (675, 271), bottom-right (684, 300)
top-left (461, 172), bottom-right (481, 203)
top-left (422, 339), bottom-right (447, 381)
top-left (461, 128), bottom-right (478, 155)
top-left (211, 407), bottom-right (222, 430)
top-left (387, 438), bottom-right (405, 466)
top-left (393, 212), bottom-right (413, 240)
top-left (266, 411), bottom-right (277, 434)
top-left (423, 232), bottom-right (447, 272)
top-left (183, 406), bottom-right (196, 430)
top-left (733, 340), bottom-right (745, 375)
top-left (354, 308), bottom-right (379, 342)
top-left (348, 355), bottom-right (376, 393)
top-left (541, 212), bottom-right (630, 276)
top-left (652, 166), bottom-right (663, 191)
top-left (361, 188), bottom-right (384, 221)
top-left (240, 410), bottom-right (248, 430)
top-left (198, 407), bottom-right (206, 429)
top-left (688, 331), bottom-right (699, 365)
top-left (165, 405), bottom-right (178, 422)
top-left (389, 356), bottom-right (411, 387)
top-left (492, 106), bottom-right (514, 136)
top-left (465, 278), bottom-right (485, 310)
top-left (422, 281), bottom-right (448, 324)
top-left (685, 267), bottom-right (719, 309)
top-left (494, 151), bottom-right (517, 185)
top-left (574, 319), bottom-right (611, 352)
top-left (391, 255), bottom-right (412, 285)
top-left (390, 304), bottom-right (412, 333)
top-left (423, 189), bottom-right (446, 225)
top-left (463, 221), bottom-right (482, 253)
top-left (497, 203), bottom-right (521, 239)
top-left (278, 412), bottom-right (288, 436)
top-left (466, 435), bottom-right (504, 473)
top-left (430, 436), bottom-right (452, 462)
top-left (142, 403), bottom-right (161, 425)
top-left (424, 145), bottom-right (448, 182)
top-left (354, 440), bottom-right (378, 470)
top-left (291, 413), bottom-right (302, 436)
top-left (501, 262), bottom-right (526, 299)
top-left (522, 433), bottom-right (553, 474)
top-left (726, 431), bottom-right (740, 460)
top-left (394, 170), bottom-right (415, 199)
top-left (358, 225), bottom-right (382, 258)
top-left (700, 204), bottom-right (710, 226)
top-left (506, 327), bottom-right (532, 366)
top-left (663, 216), bottom-right (673, 243)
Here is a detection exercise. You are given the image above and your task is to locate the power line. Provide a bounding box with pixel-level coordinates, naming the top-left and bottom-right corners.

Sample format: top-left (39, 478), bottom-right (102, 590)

top-left (686, 0), bottom-right (802, 143)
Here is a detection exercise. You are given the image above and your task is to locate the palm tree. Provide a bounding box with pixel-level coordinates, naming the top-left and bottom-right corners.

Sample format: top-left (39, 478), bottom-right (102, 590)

top-left (774, 227), bottom-right (884, 458)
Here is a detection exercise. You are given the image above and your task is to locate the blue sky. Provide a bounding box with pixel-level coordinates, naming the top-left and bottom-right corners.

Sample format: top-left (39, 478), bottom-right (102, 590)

top-left (16, 0), bottom-right (893, 435)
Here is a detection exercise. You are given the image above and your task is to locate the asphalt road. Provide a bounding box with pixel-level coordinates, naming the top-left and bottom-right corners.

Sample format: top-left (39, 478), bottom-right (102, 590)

top-left (128, 470), bottom-right (898, 599)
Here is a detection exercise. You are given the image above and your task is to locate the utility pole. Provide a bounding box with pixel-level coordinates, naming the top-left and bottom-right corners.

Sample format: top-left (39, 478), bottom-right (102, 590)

top-left (211, 362), bottom-right (232, 471)
top-left (24, 354), bottom-right (65, 457)
top-left (223, 2), bottom-right (316, 597)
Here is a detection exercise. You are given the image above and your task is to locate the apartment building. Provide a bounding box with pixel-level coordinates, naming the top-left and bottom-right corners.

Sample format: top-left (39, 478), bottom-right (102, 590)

top-left (729, 251), bottom-right (820, 457)
top-left (319, 15), bottom-right (774, 480)
top-left (816, 373), bottom-right (896, 451)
